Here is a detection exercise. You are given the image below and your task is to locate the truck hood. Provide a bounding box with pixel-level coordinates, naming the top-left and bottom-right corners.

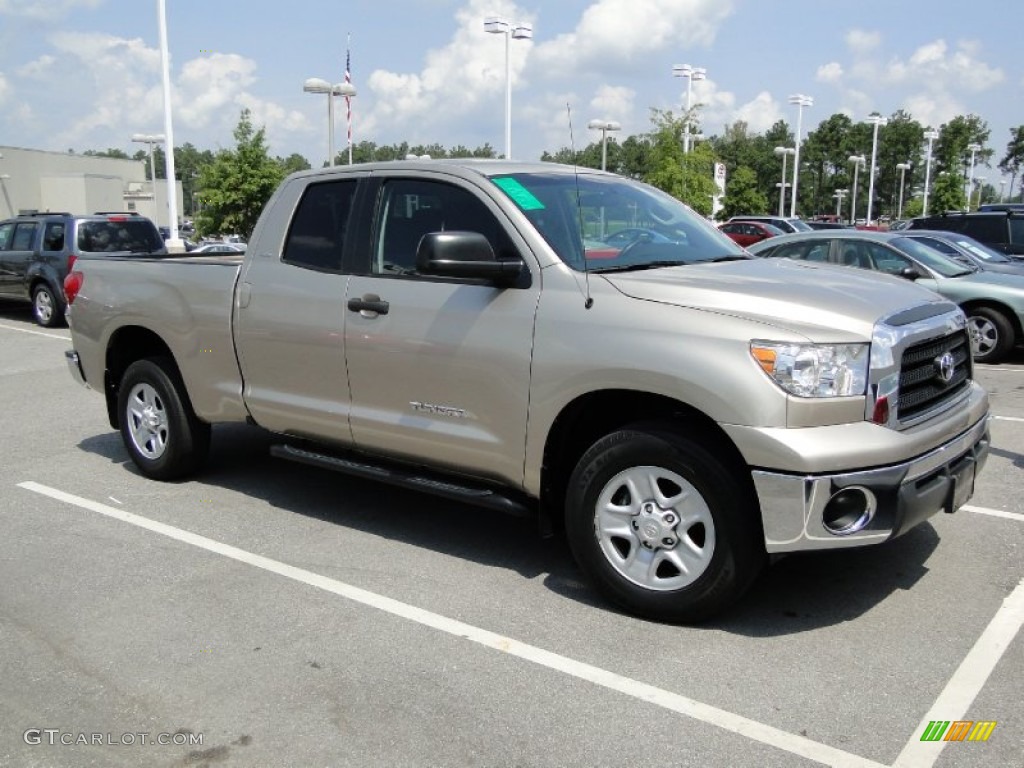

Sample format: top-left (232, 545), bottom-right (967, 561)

top-left (601, 258), bottom-right (955, 339)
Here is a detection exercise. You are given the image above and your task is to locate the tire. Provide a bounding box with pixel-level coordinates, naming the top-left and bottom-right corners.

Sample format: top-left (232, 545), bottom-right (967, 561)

top-left (32, 283), bottom-right (64, 328)
top-left (117, 357), bottom-right (211, 480)
top-left (967, 307), bottom-right (1014, 364)
top-left (565, 426), bottom-right (764, 623)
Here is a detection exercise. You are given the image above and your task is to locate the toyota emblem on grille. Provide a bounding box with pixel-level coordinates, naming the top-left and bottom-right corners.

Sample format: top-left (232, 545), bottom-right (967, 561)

top-left (934, 351), bottom-right (955, 384)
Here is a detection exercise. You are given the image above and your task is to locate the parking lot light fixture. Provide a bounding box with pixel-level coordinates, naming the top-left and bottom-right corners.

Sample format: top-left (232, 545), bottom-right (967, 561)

top-left (863, 115), bottom-right (887, 224)
top-left (848, 154), bottom-right (866, 223)
top-left (1000, 178), bottom-right (1008, 203)
top-left (833, 188), bottom-right (848, 221)
top-left (673, 64), bottom-right (707, 153)
top-left (773, 147), bottom-right (795, 217)
top-left (131, 133), bottom-right (165, 187)
top-left (304, 78), bottom-right (355, 167)
top-left (896, 162), bottom-right (912, 220)
top-left (788, 94), bottom-right (813, 217)
top-left (588, 119), bottom-right (621, 171)
top-left (485, 16), bottom-right (533, 160)
top-left (922, 129), bottom-right (939, 216)
top-left (967, 142), bottom-right (982, 206)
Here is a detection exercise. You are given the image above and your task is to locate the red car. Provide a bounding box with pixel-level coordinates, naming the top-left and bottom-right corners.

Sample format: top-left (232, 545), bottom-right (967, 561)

top-left (719, 220), bottom-right (786, 247)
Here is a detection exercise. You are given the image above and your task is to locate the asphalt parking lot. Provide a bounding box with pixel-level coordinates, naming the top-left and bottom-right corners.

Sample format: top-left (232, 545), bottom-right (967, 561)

top-left (1, 300), bottom-right (1022, 768)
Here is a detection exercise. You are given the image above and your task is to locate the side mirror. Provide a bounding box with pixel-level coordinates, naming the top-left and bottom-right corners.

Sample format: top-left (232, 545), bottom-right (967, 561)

top-left (416, 231), bottom-right (524, 285)
top-left (899, 267), bottom-right (922, 280)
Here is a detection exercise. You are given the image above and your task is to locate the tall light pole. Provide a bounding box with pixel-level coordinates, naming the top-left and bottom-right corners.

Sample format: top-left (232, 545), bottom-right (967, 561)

top-left (588, 119), bottom-right (621, 171)
top-left (304, 78), bottom-right (357, 167)
top-left (864, 114), bottom-right (887, 224)
top-left (922, 128), bottom-right (939, 216)
top-left (788, 94), bottom-right (813, 218)
top-left (1000, 179), bottom-right (1008, 203)
top-left (485, 16), bottom-right (532, 160)
top-left (967, 142), bottom-right (982, 208)
top-left (155, 0), bottom-right (182, 250)
top-left (672, 64), bottom-right (707, 153)
top-left (974, 176), bottom-right (986, 210)
top-left (773, 146), bottom-right (795, 217)
top-left (0, 173), bottom-right (13, 217)
top-left (833, 188), bottom-right (848, 220)
top-left (848, 154), bottom-right (865, 224)
top-left (895, 162), bottom-right (911, 220)
top-left (131, 133), bottom-right (164, 187)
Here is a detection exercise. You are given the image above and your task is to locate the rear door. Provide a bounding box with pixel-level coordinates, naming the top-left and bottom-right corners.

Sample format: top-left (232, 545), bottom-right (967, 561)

top-left (343, 173), bottom-right (539, 486)
top-left (233, 177), bottom-right (359, 444)
top-left (0, 221), bottom-right (39, 300)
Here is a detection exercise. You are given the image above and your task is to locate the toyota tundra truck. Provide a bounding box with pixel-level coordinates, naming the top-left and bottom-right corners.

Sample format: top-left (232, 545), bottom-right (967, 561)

top-left (63, 160), bottom-right (990, 622)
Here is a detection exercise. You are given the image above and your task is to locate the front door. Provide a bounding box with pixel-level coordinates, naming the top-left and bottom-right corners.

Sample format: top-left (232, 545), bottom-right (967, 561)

top-left (343, 175), bottom-right (539, 487)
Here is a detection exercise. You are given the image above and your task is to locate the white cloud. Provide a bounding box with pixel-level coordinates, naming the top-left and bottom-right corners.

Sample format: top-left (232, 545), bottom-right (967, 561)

top-left (816, 62), bottom-right (843, 84)
top-left (730, 91), bottom-right (783, 134)
top-left (16, 54), bottom-right (56, 78)
top-left (845, 29), bottom-right (881, 55)
top-left (589, 85), bottom-right (636, 123)
top-left (534, 0), bottom-right (734, 78)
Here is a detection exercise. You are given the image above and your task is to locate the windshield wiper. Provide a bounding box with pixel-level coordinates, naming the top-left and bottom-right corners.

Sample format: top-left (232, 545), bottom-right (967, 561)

top-left (702, 254), bottom-right (752, 263)
top-left (592, 260), bottom-right (689, 273)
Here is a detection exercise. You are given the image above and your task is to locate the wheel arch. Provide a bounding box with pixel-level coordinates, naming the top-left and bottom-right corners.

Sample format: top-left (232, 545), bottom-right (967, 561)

top-left (539, 389), bottom-right (759, 535)
top-left (103, 326), bottom-right (179, 429)
top-left (959, 299), bottom-right (1023, 342)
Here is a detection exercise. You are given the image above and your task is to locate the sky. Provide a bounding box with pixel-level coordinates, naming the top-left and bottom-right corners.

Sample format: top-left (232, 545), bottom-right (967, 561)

top-left (0, 0), bottom-right (1021, 180)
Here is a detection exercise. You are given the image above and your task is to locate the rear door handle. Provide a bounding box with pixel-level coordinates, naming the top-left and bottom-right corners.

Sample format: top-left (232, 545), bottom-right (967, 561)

top-left (347, 293), bottom-right (390, 317)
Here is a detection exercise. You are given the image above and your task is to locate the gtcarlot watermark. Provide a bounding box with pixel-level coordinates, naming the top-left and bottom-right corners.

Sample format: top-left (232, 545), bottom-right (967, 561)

top-left (24, 729), bottom-right (203, 747)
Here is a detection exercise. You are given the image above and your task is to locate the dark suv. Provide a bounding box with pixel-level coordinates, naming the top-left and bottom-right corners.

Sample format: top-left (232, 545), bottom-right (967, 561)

top-left (906, 210), bottom-right (1024, 258)
top-left (0, 212), bottom-right (165, 326)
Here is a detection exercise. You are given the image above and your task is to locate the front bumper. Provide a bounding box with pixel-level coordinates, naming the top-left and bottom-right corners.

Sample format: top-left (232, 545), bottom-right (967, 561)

top-left (753, 414), bottom-right (990, 553)
top-left (65, 349), bottom-right (89, 388)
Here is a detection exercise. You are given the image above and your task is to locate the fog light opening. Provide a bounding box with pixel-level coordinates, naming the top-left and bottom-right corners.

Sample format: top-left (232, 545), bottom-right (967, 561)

top-left (822, 486), bottom-right (876, 535)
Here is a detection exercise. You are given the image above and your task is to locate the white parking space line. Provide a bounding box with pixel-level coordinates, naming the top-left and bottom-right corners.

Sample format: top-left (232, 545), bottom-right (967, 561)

top-left (0, 323), bottom-right (69, 340)
top-left (991, 415), bottom-right (1024, 423)
top-left (977, 364), bottom-right (1024, 373)
top-left (18, 480), bottom-right (884, 768)
top-left (963, 505), bottom-right (1024, 523)
top-left (893, 577), bottom-right (1024, 768)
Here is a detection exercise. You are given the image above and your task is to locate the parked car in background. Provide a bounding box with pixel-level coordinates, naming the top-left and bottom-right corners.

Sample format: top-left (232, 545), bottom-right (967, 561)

top-left (906, 210), bottom-right (1024, 257)
top-left (190, 243), bottom-right (246, 254)
top-left (718, 220), bottom-right (785, 247)
top-left (601, 227), bottom-right (680, 248)
top-left (726, 215), bottom-right (812, 234)
top-left (805, 220), bottom-right (850, 230)
top-left (0, 211), bottom-right (165, 326)
top-left (901, 230), bottom-right (1024, 277)
top-left (748, 229), bottom-right (1024, 363)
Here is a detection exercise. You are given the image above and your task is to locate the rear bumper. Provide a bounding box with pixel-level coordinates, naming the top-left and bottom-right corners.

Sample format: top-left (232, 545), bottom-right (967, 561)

top-left (65, 349), bottom-right (89, 388)
top-left (753, 414), bottom-right (990, 553)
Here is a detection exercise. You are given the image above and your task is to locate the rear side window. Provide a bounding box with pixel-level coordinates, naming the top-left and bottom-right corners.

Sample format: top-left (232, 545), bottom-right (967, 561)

top-left (1009, 218), bottom-right (1024, 244)
top-left (0, 222), bottom-right (12, 250)
top-left (43, 222), bottom-right (65, 251)
top-left (282, 180), bottom-right (357, 272)
top-left (962, 217), bottom-right (1006, 244)
top-left (78, 220), bottom-right (163, 253)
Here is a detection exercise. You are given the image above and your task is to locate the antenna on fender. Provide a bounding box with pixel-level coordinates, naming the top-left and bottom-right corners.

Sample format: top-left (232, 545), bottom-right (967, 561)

top-left (567, 103), bottom-right (594, 309)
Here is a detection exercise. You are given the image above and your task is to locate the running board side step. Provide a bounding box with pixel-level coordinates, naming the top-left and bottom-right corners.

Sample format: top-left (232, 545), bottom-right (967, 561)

top-left (270, 443), bottom-right (534, 518)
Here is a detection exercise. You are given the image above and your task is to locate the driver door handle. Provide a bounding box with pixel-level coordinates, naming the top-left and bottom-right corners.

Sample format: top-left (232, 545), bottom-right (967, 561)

top-left (347, 293), bottom-right (390, 317)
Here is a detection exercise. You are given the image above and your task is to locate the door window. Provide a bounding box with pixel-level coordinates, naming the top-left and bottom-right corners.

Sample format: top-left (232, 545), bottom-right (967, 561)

top-left (12, 222), bottom-right (38, 250)
top-left (282, 180), bottom-right (357, 272)
top-left (43, 222), bottom-right (65, 251)
top-left (0, 222), bottom-right (12, 250)
top-left (373, 179), bottom-right (513, 276)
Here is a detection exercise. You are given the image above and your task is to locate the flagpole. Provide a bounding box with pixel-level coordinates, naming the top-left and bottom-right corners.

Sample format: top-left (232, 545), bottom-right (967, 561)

top-left (345, 34), bottom-right (353, 165)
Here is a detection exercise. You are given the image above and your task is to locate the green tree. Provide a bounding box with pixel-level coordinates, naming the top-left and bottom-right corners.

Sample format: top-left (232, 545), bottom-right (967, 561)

top-left (645, 109), bottom-right (718, 215)
top-left (277, 153), bottom-right (311, 176)
top-left (84, 148), bottom-right (131, 159)
top-left (720, 166), bottom-right (768, 219)
top-left (195, 109), bottom-right (285, 240)
top-left (998, 125), bottom-right (1024, 201)
top-left (929, 171), bottom-right (967, 214)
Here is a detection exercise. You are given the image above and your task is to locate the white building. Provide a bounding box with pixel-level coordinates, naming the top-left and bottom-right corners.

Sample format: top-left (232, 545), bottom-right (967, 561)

top-left (0, 145), bottom-right (182, 227)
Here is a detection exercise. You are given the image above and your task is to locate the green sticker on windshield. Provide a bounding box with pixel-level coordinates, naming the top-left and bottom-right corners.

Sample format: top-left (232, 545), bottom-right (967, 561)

top-left (493, 177), bottom-right (546, 211)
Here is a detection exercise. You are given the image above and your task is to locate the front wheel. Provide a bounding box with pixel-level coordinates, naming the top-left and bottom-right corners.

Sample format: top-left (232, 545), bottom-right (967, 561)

top-left (117, 357), bottom-right (210, 480)
top-left (565, 426), bottom-right (764, 623)
top-left (967, 307), bottom-right (1014, 364)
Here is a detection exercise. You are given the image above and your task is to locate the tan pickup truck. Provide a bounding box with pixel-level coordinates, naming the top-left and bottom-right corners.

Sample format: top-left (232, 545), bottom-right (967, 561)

top-left (64, 160), bottom-right (990, 622)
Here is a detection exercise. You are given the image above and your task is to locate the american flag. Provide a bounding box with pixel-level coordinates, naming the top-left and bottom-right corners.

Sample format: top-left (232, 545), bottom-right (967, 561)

top-left (344, 38), bottom-right (352, 149)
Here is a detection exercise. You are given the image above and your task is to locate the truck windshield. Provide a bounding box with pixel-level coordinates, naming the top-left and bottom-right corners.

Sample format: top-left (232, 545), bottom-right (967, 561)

top-left (490, 172), bottom-right (747, 271)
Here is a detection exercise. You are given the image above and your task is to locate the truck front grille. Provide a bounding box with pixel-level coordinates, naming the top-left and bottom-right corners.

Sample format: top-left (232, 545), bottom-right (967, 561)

top-left (897, 330), bottom-right (971, 423)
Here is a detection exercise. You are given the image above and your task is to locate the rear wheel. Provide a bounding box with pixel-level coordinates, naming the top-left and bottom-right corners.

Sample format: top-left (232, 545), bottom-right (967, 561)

top-left (565, 426), bottom-right (764, 623)
top-left (32, 283), bottom-right (64, 327)
top-left (117, 357), bottom-right (210, 480)
top-left (967, 307), bottom-right (1014, 364)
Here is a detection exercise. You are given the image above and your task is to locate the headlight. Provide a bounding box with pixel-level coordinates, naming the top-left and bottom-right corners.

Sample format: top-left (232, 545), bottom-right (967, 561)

top-left (750, 342), bottom-right (868, 397)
